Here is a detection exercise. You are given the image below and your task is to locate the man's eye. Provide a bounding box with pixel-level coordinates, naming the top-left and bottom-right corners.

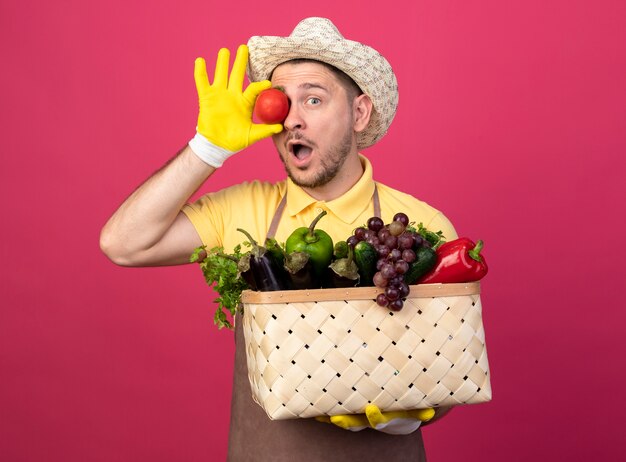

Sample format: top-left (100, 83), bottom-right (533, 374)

top-left (307, 97), bottom-right (321, 105)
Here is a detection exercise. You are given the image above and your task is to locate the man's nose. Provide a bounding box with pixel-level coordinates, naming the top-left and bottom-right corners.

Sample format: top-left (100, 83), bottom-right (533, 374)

top-left (283, 104), bottom-right (305, 131)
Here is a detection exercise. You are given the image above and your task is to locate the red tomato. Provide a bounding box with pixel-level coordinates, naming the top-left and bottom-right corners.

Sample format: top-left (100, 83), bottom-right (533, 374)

top-left (253, 88), bottom-right (290, 124)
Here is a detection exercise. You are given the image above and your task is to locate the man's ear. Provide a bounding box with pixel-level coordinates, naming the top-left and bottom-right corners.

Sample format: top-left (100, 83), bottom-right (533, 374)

top-left (353, 94), bottom-right (373, 133)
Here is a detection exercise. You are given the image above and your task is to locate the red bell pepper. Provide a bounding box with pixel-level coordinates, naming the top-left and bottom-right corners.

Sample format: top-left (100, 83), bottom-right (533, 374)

top-left (419, 238), bottom-right (488, 284)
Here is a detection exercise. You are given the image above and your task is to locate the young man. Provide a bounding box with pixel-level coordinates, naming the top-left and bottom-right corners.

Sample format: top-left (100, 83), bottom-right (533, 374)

top-left (101, 17), bottom-right (456, 461)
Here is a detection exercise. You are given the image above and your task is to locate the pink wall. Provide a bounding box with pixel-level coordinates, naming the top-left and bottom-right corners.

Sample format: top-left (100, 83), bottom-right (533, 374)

top-left (2, 1), bottom-right (624, 461)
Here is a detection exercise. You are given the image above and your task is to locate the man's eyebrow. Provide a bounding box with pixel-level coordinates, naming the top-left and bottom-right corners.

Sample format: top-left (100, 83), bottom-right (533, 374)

top-left (298, 82), bottom-right (329, 92)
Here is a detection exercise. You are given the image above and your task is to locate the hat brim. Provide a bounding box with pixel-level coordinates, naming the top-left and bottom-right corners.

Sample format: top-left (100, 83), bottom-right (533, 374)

top-left (247, 33), bottom-right (398, 150)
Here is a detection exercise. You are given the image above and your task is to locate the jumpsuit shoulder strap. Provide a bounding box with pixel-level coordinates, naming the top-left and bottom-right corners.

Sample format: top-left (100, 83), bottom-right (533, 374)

top-left (372, 184), bottom-right (381, 218)
top-left (266, 194), bottom-right (287, 240)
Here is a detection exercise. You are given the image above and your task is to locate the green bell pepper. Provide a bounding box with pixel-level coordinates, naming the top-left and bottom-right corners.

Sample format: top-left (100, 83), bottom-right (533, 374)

top-left (285, 210), bottom-right (334, 280)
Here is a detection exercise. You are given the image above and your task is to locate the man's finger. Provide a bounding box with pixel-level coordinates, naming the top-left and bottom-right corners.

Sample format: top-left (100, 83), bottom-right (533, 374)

top-left (212, 47), bottom-right (230, 89)
top-left (249, 122), bottom-right (283, 145)
top-left (229, 44), bottom-right (249, 90)
top-left (242, 80), bottom-right (272, 103)
top-left (328, 414), bottom-right (368, 431)
top-left (194, 57), bottom-right (210, 97)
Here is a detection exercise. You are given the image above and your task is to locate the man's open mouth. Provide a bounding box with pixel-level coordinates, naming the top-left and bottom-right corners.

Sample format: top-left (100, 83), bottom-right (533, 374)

top-left (288, 140), bottom-right (313, 160)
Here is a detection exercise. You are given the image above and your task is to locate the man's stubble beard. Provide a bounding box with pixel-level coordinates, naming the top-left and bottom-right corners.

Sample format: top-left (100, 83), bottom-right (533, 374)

top-left (279, 126), bottom-right (354, 189)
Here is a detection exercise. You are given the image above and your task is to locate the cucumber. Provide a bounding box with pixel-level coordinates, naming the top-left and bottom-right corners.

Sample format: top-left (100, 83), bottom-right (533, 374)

top-left (354, 241), bottom-right (377, 287)
top-left (405, 246), bottom-right (438, 285)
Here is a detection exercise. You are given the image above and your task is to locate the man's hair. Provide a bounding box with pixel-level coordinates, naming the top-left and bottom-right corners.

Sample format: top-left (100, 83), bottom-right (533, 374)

top-left (272, 59), bottom-right (364, 101)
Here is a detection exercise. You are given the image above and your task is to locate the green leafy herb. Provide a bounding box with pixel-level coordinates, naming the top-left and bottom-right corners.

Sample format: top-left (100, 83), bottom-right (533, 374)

top-left (190, 244), bottom-right (249, 330)
top-left (414, 222), bottom-right (446, 249)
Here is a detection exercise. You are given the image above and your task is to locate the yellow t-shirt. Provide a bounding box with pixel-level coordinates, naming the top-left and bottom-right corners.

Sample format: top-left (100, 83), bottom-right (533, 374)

top-left (182, 155), bottom-right (457, 253)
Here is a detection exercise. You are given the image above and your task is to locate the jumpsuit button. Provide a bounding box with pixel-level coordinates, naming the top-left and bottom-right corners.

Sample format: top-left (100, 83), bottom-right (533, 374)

top-left (315, 207), bottom-right (324, 214)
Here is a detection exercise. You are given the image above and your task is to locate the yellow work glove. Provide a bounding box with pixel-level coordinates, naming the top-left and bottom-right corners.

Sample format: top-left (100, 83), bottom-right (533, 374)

top-left (188, 44), bottom-right (283, 167)
top-left (316, 405), bottom-right (435, 435)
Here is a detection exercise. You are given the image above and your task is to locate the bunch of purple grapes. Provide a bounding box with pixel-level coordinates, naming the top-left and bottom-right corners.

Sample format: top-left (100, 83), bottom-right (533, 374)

top-left (347, 212), bottom-right (426, 311)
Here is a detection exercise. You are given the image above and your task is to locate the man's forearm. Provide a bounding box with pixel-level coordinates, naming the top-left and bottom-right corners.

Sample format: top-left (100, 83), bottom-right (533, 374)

top-left (101, 46), bottom-right (281, 267)
top-left (100, 144), bottom-right (215, 266)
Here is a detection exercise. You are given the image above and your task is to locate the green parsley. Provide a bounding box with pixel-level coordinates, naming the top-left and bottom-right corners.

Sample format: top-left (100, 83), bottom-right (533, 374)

top-left (410, 222), bottom-right (446, 249)
top-left (190, 244), bottom-right (249, 330)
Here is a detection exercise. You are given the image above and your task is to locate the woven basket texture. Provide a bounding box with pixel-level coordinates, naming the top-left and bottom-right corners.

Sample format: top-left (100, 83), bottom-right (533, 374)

top-left (241, 283), bottom-right (491, 420)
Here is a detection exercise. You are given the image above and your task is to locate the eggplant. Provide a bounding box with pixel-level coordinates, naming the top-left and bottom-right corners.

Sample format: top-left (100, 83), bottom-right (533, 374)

top-left (237, 229), bottom-right (292, 291)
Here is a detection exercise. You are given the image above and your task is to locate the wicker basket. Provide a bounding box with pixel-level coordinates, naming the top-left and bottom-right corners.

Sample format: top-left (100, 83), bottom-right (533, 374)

top-left (241, 282), bottom-right (491, 420)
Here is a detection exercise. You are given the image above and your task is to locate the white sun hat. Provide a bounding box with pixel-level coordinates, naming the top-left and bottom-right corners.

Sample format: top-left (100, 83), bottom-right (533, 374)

top-left (247, 17), bottom-right (398, 150)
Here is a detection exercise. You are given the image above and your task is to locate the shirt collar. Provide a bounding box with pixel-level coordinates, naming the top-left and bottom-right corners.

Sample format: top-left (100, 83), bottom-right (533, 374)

top-left (285, 154), bottom-right (376, 225)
